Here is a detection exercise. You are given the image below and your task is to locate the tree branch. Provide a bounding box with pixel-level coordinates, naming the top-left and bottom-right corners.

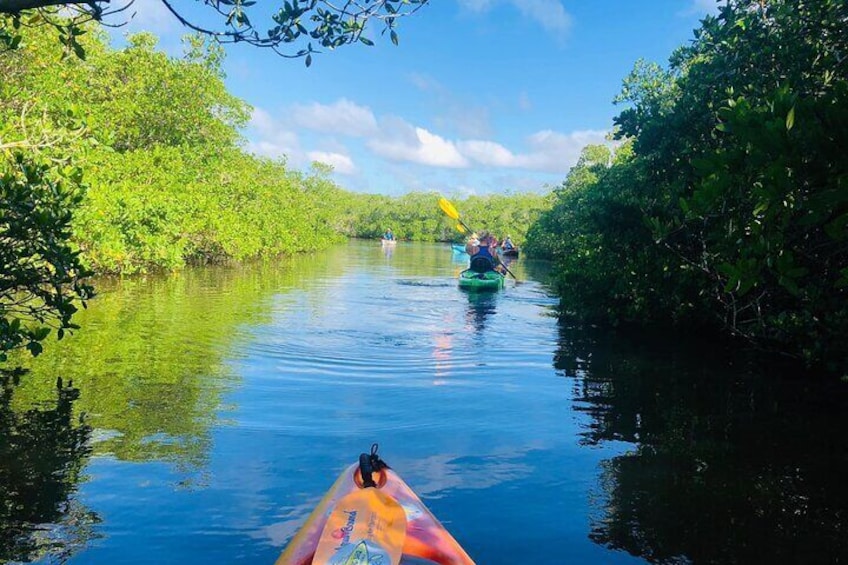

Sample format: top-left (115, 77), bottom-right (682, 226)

top-left (0, 0), bottom-right (78, 12)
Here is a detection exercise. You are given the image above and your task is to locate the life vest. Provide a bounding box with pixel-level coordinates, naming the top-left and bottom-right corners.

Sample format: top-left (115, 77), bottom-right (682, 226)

top-left (470, 243), bottom-right (495, 273)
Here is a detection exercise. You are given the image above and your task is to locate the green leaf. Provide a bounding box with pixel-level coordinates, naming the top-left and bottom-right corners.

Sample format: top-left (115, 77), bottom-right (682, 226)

top-left (390, 30), bottom-right (398, 46)
top-left (72, 40), bottom-right (86, 60)
top-left (785, 105), bottom-right (795, 130)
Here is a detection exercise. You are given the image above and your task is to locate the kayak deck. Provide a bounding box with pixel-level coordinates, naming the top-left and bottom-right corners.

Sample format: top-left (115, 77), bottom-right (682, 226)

top-left (276, 457), bottom-right (475, 565)
top-left (458, 269), bottom-right (505, 291)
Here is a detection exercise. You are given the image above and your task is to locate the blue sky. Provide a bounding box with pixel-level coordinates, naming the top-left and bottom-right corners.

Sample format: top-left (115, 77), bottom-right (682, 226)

top-left (115, 0), bottom-right (719, 195)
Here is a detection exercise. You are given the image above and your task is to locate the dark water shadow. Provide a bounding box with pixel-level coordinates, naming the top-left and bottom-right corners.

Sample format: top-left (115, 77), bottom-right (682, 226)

top-left (0, 370), bottom-right (99, 563)
top-left (555, 327), bottom-right (848, 563)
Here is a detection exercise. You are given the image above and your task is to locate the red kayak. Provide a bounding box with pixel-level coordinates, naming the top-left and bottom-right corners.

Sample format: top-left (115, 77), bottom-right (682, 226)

top-left (275, 446), bottom-right (475, 565)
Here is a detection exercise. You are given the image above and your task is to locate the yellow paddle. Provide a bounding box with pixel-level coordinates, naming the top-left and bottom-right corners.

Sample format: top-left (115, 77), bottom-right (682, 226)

top-left (438, 197), bottom-right (472, 234)
top-left (437, 197), bottom-right (519, 282)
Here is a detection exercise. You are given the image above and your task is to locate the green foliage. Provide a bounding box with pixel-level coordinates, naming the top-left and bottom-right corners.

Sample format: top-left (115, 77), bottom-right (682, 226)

top-left (528, 0), bottom-right (848, 372)
top-left (8, 255), bottom-right (347, 465)
top-left (0, 152), bottom-right (94, 361)
top-left (0, 1), bottom-right (429, 64)
top-left (73, 147), bottom-right (344, 274)
top-left (81, 33), bottom-right (249, 151)
top-left (343, 190), bottom-right (552, 244)
top-left (0, 21), bottom-right (356, 359)
top-left (1, 23), bottom-right (347, 273)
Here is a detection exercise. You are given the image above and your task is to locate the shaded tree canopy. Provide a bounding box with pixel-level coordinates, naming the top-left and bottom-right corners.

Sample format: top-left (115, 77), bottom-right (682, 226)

top-left (0, 0), bottom-right (429, 64)
top-left (527, 0), bottom-right (848, 373)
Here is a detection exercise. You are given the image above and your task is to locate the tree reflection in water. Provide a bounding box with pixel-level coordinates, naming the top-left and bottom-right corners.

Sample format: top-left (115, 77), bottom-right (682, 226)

top-left (556, 328), bottom-right (848, 563)
top-left (0, 371), bottom-right (99, 563)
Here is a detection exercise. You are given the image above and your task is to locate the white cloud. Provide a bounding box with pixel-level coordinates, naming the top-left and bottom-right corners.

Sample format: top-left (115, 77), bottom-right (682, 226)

top-left (247, 107), bottom-right (356, 175)
top-left (290, 98), bottom-right (378, 137)
top-left (456, 140), bottom-right (515, 167)
top-left (249, 107), bottom-right (276, 134)
top-left (307, 151), bottom-right (357, 175)
top-left (515, 0), bottom-right (571, 36)
top-left (247, 101), bottom-right (609, 186)
top-left (516, 129), bottom-right (608, 172)
top-left (457, 0), bottom-right (571, 37)
top-left (368, 118), bottom-right (468, 168)
top-left (246, 108), bottom-right (302, 161)
top-left (458, 129), bottom-right (609, 173)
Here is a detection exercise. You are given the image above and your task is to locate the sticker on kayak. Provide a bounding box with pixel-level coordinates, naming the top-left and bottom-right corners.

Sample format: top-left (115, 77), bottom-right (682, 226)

top-left (313, 489), bottom-right (407, 565)
top-left (335, 540), bottom-right (389, 565)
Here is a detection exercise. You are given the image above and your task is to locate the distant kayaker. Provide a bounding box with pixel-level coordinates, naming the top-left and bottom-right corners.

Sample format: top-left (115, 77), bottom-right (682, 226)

top-left (383, 228), bottom-right (394, 241)
top-left (502, 236), bottom-right (515, 251)
top-left (466, 231), bottom-right (502, 273)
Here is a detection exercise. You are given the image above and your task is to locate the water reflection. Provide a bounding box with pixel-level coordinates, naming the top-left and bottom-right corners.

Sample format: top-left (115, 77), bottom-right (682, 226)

top-left (381, 241), bottom-right (395, 259)
top-left (450, 245), bottom-right (468, 264)
top-left (556, 327), bottom-right (848, 563)
top-left (0, 372), bottom-right (98, 563)
top-left (9, 257), bottom-right (344, 469)
top-left (463, 291), bottom-right (498, 334)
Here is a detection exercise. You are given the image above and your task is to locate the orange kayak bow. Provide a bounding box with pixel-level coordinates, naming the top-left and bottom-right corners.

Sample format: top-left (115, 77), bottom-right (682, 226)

top-left (275, 446), bottom-right (475, 565)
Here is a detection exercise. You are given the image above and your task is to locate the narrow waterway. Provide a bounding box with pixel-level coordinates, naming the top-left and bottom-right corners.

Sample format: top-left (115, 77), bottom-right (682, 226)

top-left (2, 241), bottom-right (846, 564)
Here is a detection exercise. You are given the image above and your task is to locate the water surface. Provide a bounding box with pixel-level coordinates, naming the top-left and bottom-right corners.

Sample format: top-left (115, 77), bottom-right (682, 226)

top-left (2, 241), bottom-right (846, 563)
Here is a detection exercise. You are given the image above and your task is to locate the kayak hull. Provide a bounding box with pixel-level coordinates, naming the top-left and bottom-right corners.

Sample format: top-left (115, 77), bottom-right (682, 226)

top-left (500, 248), bottom-right (519, 257)
top-left (381, 239), bottom-right (397, 246)
top-left (451, 244), bottom-right (467, 255)
top-left (458, 269), bottom-right (505, 291)
top-left (276, 463), bottom-right (475, 565)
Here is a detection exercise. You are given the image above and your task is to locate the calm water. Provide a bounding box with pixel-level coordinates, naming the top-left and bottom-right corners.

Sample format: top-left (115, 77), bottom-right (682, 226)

top-left (2, 241), bottom-right (846, 564)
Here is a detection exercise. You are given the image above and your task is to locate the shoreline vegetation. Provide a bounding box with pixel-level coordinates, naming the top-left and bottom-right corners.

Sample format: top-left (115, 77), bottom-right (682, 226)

top-left (2, 0), bottom-right (846, 375)
top-left (526, 0), bottom-right (846, 376)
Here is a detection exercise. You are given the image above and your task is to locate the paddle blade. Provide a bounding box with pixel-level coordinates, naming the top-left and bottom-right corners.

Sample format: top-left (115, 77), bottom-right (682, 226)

top-left (438, 197), bottom-right (460, 220)
top-left (313, 489), bottom-right (407, 565)
top-left (456, 223), bottom-right (467, 233)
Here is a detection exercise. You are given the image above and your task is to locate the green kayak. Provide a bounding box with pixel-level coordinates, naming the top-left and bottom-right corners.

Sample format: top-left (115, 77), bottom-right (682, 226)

top-left (458, 269), bottom-right (505, 290)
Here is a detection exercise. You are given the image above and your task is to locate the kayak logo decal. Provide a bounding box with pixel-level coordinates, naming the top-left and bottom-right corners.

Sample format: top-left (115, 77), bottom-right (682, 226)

top-left (340, 541), bottom-right (371, 565)
top-left (332, 510), bottom-right (358, 547)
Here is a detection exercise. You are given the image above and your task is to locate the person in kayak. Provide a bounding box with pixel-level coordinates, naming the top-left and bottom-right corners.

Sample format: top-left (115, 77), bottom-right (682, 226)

top-left (383, 228), bottom-right (394, 241)
top-left (502, 235), bottom-right (515, 251)
top-left (466, 231), bottom-right (503, 273)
